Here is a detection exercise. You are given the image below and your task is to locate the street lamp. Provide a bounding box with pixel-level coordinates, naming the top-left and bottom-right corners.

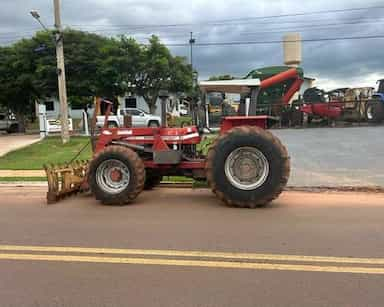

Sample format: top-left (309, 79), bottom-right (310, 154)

top-left (30, 10), bottom-right (40, 19)
top-left (30, 3), bottom-right (70, 144)
top-left (30, 10), bottom-right (49, 32)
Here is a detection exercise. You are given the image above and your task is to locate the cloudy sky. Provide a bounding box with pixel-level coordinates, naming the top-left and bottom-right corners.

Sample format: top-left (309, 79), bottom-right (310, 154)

top-left (1, 0), bottom-right (384, 89)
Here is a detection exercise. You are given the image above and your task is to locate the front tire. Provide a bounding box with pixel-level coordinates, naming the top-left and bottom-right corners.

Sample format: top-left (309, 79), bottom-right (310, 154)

top-left (6, 123), bottom-right (19, 133)
top-left (144, 169), bottom-right (162, 190)
top-left (88, 146), bottom-right (145, 205)
top-left (206, 126), bottom-right (290, 208)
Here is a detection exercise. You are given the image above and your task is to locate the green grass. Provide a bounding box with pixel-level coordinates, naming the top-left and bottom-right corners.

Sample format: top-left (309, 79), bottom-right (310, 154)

top-left (0, 136), bottom-right (92, 170)
top-left (169, 116), bottom-right (193, 127)
top-left (163, 176), bottom-right (194, 182)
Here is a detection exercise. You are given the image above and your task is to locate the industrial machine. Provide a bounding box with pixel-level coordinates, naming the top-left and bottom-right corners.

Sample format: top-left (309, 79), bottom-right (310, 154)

top-left (299, 86), bottom-right (375, 123)
top-left (201, 66), bottom-right (304, 128)
top-left (244, 66), bottom-right (304, 117)
top-left (299, 87), bottom-right (344, 123)
top-left (45, 68), bottom-right (303, 208)
top-left (366, 79), bottom-right (384, 123)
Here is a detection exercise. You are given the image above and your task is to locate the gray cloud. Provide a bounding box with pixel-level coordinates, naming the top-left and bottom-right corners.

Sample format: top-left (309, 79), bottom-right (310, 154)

top-left (1, 0), bottom-right (384, 89)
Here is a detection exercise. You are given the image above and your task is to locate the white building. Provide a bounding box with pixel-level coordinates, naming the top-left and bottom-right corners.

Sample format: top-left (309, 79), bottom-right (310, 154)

top-left (37, 93), bottom-right (188, 120)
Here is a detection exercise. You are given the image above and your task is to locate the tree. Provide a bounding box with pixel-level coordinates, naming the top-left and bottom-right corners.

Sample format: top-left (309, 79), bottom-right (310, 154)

top-left (96, 36), bottom-right (142, 101)
top-left (135, 36), bottom-right (192, 114)
top-left (208, 74), bottom-right (236, 81)
top-left (0, 41), bottom-right (39, 132)
top-left (33, 29), bottom-right (113, 107)
top-left (0, 31), bottom-right (193, 128)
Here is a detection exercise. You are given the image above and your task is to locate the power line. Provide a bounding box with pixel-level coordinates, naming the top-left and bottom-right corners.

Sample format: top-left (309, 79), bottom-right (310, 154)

top-left (76, 18), bottom-right (384, 35)
top-left (166, 34), bottom-right (384, 47)
top-left (238, 20), bottom-right (384, 36)
top-left (68, 5), bottom-right (384, 29)
top-left (85, 19), bottom-right (384, 39)
top-left (1, 17), bottom-right (382, 41)
top-left (207, 5), bottom-right (384, 22)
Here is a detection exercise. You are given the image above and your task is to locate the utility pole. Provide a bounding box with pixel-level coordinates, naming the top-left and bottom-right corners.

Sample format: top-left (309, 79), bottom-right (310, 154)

top-left (189, 32), bottom-right (196, 86)
top-left (53, 0), bottom-right (70, 143)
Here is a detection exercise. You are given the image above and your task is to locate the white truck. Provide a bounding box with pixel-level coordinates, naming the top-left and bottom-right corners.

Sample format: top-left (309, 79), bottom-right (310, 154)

top-left (0, 113), bottom-right (19, 133)
top-left (96, 108), bottom-right (161, 128)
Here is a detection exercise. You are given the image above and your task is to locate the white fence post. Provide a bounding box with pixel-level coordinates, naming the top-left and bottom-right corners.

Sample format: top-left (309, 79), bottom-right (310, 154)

top-left (38, 104), bottom-right (47, 139)
top-left (83, 110), bottom-right (89, 136)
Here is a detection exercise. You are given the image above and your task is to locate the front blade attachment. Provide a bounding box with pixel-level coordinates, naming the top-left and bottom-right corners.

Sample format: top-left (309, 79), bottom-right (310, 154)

top-left (44, 160), bottom-right (89, 204)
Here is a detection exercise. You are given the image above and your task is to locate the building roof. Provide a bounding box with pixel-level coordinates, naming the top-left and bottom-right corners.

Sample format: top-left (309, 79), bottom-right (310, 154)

top-left (199, 79), bottom-right (261, 93)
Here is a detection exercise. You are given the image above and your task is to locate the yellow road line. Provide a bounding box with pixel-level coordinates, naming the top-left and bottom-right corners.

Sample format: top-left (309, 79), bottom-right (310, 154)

top-left (0, 253), bottom-right (383, 274)
top-left (0, 245), bottom-right (383, 265)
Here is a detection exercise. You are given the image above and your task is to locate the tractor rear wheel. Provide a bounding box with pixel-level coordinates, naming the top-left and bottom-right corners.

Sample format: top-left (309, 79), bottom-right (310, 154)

top-left (88, 146), bottom-right (145, 205)
top-left (206, 126), bottom-right (290, 208)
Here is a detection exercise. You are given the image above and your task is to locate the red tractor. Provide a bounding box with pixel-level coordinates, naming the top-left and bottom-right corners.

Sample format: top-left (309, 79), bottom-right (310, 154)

top-left (46, 68), bottom-right (303, 208)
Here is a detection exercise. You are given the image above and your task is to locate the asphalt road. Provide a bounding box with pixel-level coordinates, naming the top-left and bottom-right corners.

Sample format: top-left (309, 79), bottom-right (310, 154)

top-left (1, 187), bottom-right (384, 307)
top-left (273, 126), bottom-right (384, 187)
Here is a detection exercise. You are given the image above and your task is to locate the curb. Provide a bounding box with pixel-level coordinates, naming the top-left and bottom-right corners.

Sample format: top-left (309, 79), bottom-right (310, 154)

top-left (1, 181), bottom-right (383, 193)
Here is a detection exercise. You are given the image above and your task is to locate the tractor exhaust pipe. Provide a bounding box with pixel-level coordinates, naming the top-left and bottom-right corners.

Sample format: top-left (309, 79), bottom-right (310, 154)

top-left (158, 90), bottom-right (169, 128)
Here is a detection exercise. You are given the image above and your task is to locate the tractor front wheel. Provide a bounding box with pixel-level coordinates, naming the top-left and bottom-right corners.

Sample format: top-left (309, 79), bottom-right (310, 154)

top-left (88, 146), bottom-right (145, 205)
top-left (206, 126), bottom-right (290, 208)
top-left (144, 170), bottom-right (162, 190)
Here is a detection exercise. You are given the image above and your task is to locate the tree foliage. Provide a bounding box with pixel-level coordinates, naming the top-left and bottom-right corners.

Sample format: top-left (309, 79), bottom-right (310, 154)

top-left (135, 36), bottom-right (192, 113)
top-left (0, 30), bottom-right (193, 125)
top-left (208, 74), bottom-right (236, 81)
top-left (0, 40), bottom-right (38, 131)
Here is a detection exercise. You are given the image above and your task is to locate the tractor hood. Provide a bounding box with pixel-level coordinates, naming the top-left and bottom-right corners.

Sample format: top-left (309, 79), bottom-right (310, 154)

top-left (199, 78), bottom-right (261, 94)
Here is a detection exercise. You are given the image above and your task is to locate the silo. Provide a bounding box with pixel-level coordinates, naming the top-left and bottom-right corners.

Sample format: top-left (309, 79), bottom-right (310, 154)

top-left (283, 33), bottom-right (301, 67)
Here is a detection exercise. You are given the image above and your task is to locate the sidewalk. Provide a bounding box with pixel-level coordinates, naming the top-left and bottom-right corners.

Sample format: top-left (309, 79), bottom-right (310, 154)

top-left (0, 134), bottom-right (40, 157)
top-left (0, 170), bottom-right (45, 177)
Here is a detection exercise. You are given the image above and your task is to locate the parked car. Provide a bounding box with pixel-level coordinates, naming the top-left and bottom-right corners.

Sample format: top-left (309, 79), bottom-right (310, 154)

top-left (96, 108), bottom-right (161, 128)
top-left (179, 104), bottom-right (189, 116)
top-left (0, 113), bottom-right (19, 133)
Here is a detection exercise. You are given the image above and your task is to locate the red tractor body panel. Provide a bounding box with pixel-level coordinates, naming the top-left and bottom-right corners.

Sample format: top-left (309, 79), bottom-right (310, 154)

top-left (96, 125), bottom-right (206, 171)
top-left (220, 116), bottom-right (269, 133)
top-left (96, 126), bottom-right (201, 152)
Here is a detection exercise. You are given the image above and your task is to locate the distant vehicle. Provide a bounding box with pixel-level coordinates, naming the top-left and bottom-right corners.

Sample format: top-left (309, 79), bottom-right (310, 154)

top-left (299, 88), bottom-right (343, 122)
top-left (179, 104), bottom-right (189, 116)
top-left (299, 87), bottom-right (375, 123)
top-left (0, 113), bottom-right (19, 133)
top-left (96, 108), bottom-right (161, 128)
top-left (366, 79), bottom-right (384, 123)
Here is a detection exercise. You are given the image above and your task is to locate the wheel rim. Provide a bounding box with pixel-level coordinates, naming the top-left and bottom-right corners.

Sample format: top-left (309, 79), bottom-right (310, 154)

top-left (366, 106), bottom-right (373, 120)
top-left (149, 122), bottom-right (158, 127)
top-left (96, 159), bottom-right (130, 194)
top-left (224, 147), bottom-right (269, 191)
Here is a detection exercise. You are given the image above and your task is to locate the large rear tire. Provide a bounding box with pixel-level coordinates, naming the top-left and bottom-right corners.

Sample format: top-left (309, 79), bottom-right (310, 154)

top-left (206, 126), bottom-right (290, 208)
top-left (366, 101), bottom-right (384, 123)
top-left (88, 146), bottom-right (145, 205)
top-left (6, 123), bottom-right (19, 134)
